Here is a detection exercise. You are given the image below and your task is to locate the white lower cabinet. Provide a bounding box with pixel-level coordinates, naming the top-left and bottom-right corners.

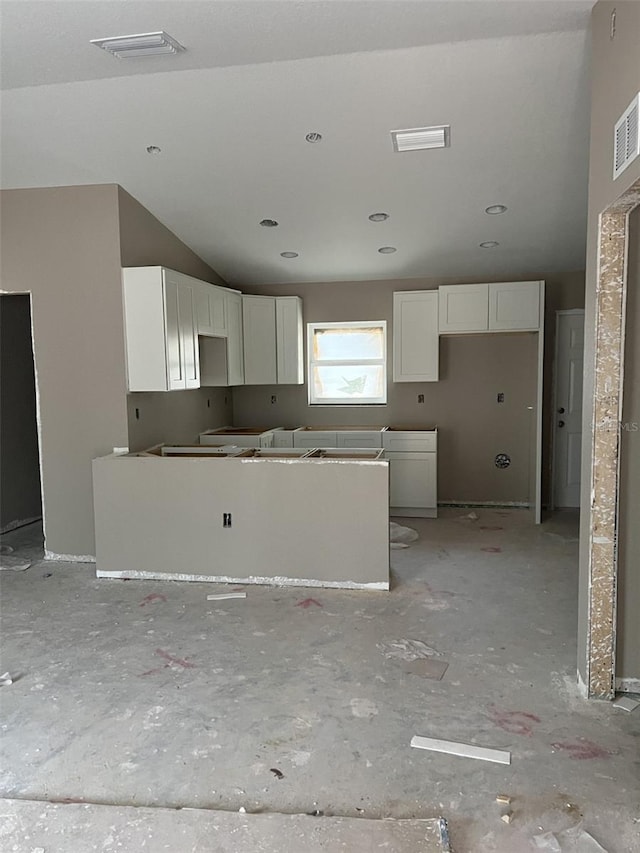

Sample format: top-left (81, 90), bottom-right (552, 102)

top-left (336, 431), bottom-right (384, 448)
top-left (293, 430), bottom-right (337, 448)
top-left (387, 451), bottom-right (437, 518)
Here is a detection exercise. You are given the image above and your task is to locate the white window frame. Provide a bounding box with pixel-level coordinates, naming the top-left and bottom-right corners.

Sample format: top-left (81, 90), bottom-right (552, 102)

top-left (307, 320), bottom-right (387, 406)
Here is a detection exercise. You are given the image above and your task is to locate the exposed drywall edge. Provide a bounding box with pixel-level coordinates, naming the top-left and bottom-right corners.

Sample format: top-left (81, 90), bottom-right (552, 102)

top-left (615, 677), bottom-right (640, 693)
top-left (0, 516), bottom-right (41, 535)
top-left (96, 570), bottom-right (389, 590)
top-left (45, 551), bottom-right (96, 563)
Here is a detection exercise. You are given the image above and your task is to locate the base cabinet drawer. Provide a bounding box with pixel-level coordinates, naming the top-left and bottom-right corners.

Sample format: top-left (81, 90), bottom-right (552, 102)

top-left (387, 451), bottom-right (437, 518)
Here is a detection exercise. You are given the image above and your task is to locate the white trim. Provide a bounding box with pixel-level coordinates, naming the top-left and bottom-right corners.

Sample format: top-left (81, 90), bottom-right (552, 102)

top-left (96, 569), bottom-right (389, 590)
top-left (615, 677), bottom-right (640, 694)
top-left (534, 282), bottom-right (545, 524)
top-left (45, 551), bottom-right (96, 563)
top-left (411, 735), bottom-right (510, 765)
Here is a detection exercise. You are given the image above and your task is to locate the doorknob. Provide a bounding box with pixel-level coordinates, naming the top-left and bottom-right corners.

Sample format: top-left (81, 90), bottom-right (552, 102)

top-left (557, 407), bottom-right (565, 414)
top-left (558, 420), bottom-right (565, 428)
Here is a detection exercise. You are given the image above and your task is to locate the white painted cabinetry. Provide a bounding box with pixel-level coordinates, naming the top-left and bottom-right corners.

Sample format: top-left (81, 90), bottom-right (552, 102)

top-left (276, 296), bottom-right (304, 384)
top-left (488, 281), bottom-right (541, 330)
top-left (383, 430), bottom-right (437, 517)
top-left (438, 283), bottom-right (489, 332)
top-left (438, 281), bottom-right (542, 333)
top-left (195, 282), bottom-right (227, 337)
top-left (225, 291), bottom-right (245, 386)
top-left (243, 294), bottom-right (304, 385)
top-left (393, 291), bottom-right (439, 381)
top-left (123, 266), bottom-right (200, 392)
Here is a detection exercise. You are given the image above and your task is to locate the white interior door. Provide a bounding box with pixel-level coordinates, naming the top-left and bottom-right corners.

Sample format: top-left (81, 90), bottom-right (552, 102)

top-left (553, 311), bottom-right (585, 508)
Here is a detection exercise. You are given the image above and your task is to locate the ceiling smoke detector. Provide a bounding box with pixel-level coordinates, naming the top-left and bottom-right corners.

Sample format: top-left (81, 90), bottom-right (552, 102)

top-left (391, 125), bottom-right (450, 153)
top-left (90, 31), bottom-right (185, 59)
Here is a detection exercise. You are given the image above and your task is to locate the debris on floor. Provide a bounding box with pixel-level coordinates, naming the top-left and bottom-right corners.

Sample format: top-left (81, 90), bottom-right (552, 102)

top-left (496, 794), bottom-right (512, 805)
top-left (612, 695), bottom-right (639, 712)
top-left (459, 511), bottom-right (479, 521)
top-left (500, 812), bottom-right (512, 824)
top-left (532, 824), bottom-right (608, 851)
top-left (206, 592), bottom-right (247, 601)
top-left (411, 735), bottom-right (511, 765)
top-left (401, 658), bottom-right (449, 680)
top-left (389, 522), bottom-right (419, 549)
top-left (269, 768), bottom-right (285, 780)
top-left (0, 672), bottom-right (13, 686)
top-left (378, 638), bottom-right (442, 661)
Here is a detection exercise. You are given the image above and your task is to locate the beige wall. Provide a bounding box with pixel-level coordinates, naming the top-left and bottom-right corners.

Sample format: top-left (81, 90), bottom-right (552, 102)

top-left (118, 188), bottom-right (233, 451)
top-left (233, 272), bottom-right (583, 505)
top-left (0, 185), bottom-right (128, 557)
top-left (0, 295), bottom-right (42, 530)
top-left (578, 1), bottom-right (640, 684)
top-left (617, 208), bottom-right (640, 681)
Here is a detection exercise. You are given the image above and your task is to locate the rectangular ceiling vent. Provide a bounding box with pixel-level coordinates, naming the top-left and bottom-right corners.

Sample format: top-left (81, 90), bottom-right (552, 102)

top-left (391, 125), bottom-right (450, 153)
top-left (90, 31), bottom-right (185, 59)
top-left (613, 93), bottom-right (639, 179)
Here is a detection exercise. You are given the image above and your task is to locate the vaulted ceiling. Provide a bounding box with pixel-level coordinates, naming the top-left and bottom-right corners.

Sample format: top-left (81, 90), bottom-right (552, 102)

top-left (1, 1), bottom-right (595, 285)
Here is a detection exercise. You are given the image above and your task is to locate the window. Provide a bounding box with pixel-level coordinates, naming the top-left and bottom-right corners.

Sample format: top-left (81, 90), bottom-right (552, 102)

top-left (307, 321), bottom-right (387, 405)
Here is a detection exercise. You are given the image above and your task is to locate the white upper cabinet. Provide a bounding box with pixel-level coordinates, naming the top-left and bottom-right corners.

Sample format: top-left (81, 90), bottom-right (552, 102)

top-left (488, 281), bottom-right (541, 330)
top-left (195, 282), bottom-right (227, 337)
top-left (393, 290), bottom-right (439, 382)
top-left (242, 295), bottom-right (278, 385)
top-left (123, 266), bottom-right (200, 392)
top-left (243, 294), bottom-right (304, 385)
top-left (439, 281), bottom-right (543, 333)
top-left (276, 296), bottom-right (304, 385)
top-left (225, 291), bottom-right (245, 386)
top-left (438, 283), bottom-right (489, 332)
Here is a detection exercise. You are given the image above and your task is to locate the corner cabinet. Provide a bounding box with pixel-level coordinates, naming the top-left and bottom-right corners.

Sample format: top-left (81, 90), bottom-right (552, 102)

top-left (123, 266), bottom-right (200, 392)
top-left (393, 291), bottom-right (439, 381)
top-left (243, 294), bottom-right (304, 385)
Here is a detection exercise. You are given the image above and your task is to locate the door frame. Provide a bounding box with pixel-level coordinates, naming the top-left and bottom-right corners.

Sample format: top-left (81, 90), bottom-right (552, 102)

top-left (550, 309), bottom-right (585, 512)
top-left (583, 176), bottom-right (640, 699)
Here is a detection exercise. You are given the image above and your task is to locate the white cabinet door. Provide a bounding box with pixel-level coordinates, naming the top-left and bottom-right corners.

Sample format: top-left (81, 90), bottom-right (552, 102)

top-left (195, 282), bottom-right (227, 337)
top-left (393, 291), bottom-right (439, 381)
top-left (176, 277), bottom-right (200, 389)
top-left (243, 296), bottom-right (277, 384)
top-left (388, 451), bottom-right (437, 517)
top-left (163, 273), bottom-right (185, 390)
top-left (276, 296), bottom-right (303, 384)
top-left (225, 291), bottom-right (244, 386)
top-left (438, 283), bottom-right (489, 332)
top-left (488, 281), bottom-right (541, 330)
top-left (336, 431), bottom-right (384, 448)
top-left (293, 431), bottom-right (337, 448)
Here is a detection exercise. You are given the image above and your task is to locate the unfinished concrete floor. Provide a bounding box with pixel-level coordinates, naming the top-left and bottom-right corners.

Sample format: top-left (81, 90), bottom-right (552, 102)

top-left (1, 509), bottom-right (639, 852)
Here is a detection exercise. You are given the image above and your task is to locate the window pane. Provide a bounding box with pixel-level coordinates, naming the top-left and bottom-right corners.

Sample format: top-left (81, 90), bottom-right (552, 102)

top-left (312, 364), bottom-right (385, 400)
top-left (314, 327), bottom-right (383, 361)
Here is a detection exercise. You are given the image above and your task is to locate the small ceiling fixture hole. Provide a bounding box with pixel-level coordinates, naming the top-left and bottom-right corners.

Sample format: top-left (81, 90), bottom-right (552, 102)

top-left (369, 212), bottom-right (389, 222)
top-left (305, 132), bottom-right (323, 143)
top-left (146, 145), bottom-right (161, 155)
top-left (260, 219), bottom-right (279, 227)
top-left (479, 241), bottom-right (499, 248)
top-left (485, 205), bottom-right (507, 215)
top-left (378, 246), bottom-right (397, 254)
top-left (280, 252), bottom-right (299, 258)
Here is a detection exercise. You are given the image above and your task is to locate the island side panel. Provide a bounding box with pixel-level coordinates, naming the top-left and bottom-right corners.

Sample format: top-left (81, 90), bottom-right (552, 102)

top-left (92, 456), bottom-right (389, 587)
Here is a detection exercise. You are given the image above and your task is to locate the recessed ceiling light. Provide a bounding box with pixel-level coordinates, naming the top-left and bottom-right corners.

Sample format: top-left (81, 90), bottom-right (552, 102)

top-left (485, 205), bottom-right (508, 215)
top-left (305, 132), bottom-right (323, 143)
top-left (378, 246), bottom-right (397, 254)
top-left (90, 31), bottom-right (185, 59)
top-left (260, 219), bottom-right (279, 227)
top-left (280, 252), bottom-right (299, 258)
top-left (369, 212), bottom-right (389, 222)
top-left (479, 241), bottom-right (500, 248)
top-left (391, 125), bottom-right (450, 152)
top-left (146, 145), bottom-right (161, 155)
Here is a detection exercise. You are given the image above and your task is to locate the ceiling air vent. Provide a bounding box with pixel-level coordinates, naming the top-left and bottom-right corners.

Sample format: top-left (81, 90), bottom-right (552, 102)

top-left (90, 31), bottom-right (185, 58)
top-left (613, 93), bottom-right (639, 179)
top-left (391, 125), bottom-right (450, 153)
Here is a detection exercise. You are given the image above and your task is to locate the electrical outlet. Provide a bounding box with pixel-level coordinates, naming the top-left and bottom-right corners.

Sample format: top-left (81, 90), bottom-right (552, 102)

top-left (271, 395), bottom-right (277, 404)
top-left (223, 513), bottom-right (232, 528)
top-left (224, 395), bottom-right (228, 406)
top-left (135, 408), bottom-right (140, 420)
top-left (497, 392), bottom-right (505, 403)
top-left (417, 394), bottom-right (425, 404)
top-left (207, 398), bottom-right (211, 408)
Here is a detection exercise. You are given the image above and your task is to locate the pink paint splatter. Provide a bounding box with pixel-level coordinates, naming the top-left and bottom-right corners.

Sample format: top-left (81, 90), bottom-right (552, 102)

top-left (296, 598), bottom-right (323, 609)
top-left (155, 648), bottom-right (196, 668)
top-left (139, 593), bottom-right (167, 607)
top-left (551, 738), bottom-right (610, 760)
top-left (481, 546), bottom-right (502, 553)
top-left (480, 526), bottom-right (504, 531)
top-left (489, 707), bottom-right (541, 736)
